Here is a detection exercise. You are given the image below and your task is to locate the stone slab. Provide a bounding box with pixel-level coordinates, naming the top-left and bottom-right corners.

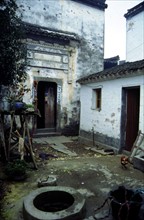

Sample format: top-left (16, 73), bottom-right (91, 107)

top-left (50, 143), bottom-right (77, 156)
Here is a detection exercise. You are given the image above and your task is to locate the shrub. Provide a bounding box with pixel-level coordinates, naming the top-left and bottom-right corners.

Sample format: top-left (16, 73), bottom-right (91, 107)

top-left (5, 159), bottom-right (28, 179)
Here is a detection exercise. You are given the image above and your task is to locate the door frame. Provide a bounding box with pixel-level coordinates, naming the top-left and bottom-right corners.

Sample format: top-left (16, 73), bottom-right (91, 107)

top-left (120, 86), bottom-right (140, 152)
top-left (37, 81), bottom-right (57, 130)
top-left (33, 76), bottom-right (62, 132)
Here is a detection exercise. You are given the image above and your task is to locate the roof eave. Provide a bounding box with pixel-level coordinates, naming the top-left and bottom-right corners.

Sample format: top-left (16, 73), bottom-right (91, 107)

top-left (71, 0), bottom-right (107, 10)
top-left (124, 2), bottom-right (144, 19)
top-left (77, 69), bottom-right (144, 85)
top-left (22, 21), bottom-right (80, 44)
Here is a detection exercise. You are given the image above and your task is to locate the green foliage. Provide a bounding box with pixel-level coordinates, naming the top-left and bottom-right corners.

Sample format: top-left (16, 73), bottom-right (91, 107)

top-left (5, 159), bottom-right (28, 177)
top-left (0, 0), bottom-right (27, 86)
top-left (25, 104), bottom-right (34, 108)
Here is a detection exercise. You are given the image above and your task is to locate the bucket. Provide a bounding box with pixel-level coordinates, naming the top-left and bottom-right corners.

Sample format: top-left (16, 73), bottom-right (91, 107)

top-left (11, 101), bottom-right (24, 110)
top-left (110, 186), bottom-right (142, 220)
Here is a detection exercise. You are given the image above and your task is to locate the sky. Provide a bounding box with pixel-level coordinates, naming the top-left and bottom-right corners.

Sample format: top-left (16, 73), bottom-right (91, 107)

top-left (104, 0), bottom-right (144, 60)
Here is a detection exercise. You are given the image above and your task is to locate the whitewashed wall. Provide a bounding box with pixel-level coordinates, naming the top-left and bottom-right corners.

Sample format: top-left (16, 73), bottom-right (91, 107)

top-left (126, 11), bottom-right (144, 62)
top-left (79, 73), bottom-right (144, 149)
top-left (16, 0), bottom-right (105, 132)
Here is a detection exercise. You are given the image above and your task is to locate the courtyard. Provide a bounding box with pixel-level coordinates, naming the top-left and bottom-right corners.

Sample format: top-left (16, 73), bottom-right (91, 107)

top-left (0, 136), bottom-right (144, 220)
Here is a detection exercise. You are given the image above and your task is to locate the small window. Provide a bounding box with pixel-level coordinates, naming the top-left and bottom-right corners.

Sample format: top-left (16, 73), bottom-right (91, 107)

top-left (92, 88), bottom-right (102, 110)
top-left (96, 88), bottom-right (101, 109)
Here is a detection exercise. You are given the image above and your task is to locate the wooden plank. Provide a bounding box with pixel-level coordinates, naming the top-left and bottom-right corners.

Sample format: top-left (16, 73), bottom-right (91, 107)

top-left (1, 111), bottom-right (38, 169)
top-left (129, 131), bottom-right (144, 163)
top-left (0, 113), bottom-right (8, 160)
top-left (7, 113), bottom-right (15, 160)
top-left (25, 116), bottom-right (37, 169)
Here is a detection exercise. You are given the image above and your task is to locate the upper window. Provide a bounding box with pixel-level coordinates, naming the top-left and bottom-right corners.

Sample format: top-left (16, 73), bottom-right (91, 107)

top-left (92, 88), bottom-right (102, 111)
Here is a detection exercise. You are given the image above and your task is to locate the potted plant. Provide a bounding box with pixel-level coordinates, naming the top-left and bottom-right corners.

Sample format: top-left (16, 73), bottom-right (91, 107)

top-left (2, 83), bottom-right (30, 111)
top-left (5, 159), bottom-right (28, 181)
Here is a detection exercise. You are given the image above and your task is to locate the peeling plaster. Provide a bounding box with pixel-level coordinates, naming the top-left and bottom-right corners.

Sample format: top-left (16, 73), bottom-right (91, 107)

top-left (16, 0), bottom-right (105, 133)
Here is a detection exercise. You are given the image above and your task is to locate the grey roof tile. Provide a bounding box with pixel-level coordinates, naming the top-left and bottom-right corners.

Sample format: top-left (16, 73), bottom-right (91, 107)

top-left (124, 1), bottom-right (144, 19)
top-left (77, 59), bottom-right (144, 84)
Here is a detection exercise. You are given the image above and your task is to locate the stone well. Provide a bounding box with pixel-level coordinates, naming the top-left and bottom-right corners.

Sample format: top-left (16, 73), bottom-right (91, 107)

top-left (23, 186), bottom-right (86, 220)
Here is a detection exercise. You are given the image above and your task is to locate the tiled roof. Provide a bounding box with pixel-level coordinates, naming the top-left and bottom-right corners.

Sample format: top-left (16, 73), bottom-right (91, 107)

top-left (77, 59), bottom-right (144, 84)
top-left (72, 0), bottom-right (107, 10)
top-left (23, 22), bottom-right (79, 43)
top-left (124, 1), bottom-right (144, 19)
top-left (104, 55), bottom-right (120, 63)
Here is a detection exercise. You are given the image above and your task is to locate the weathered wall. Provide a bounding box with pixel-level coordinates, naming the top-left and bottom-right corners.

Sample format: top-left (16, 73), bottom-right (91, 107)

top-left (79, 73), bottom-right (144, 150)
top-left (24, 39), bottom-right (78, 130)
top-left (126, 11), bottom-right (144, 62)
top-left (16, 0), bottom-right (105, 134)
top-left (17, 0), bottom-right (104, 77)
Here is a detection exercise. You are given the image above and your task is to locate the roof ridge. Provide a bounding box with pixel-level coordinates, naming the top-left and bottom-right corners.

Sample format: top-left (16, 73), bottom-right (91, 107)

top-left (71, 0), bottom-right (107, 10)
top-left (124, 1), bottom-right (144, 19)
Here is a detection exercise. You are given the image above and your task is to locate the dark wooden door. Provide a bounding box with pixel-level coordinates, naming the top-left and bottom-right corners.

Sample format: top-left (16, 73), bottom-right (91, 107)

top-left (37, 82), bottom-right (57, 129)
top-left (125, 88), bottom-right (140, 151)
top-left (45, 85), bottom-right (55, 128)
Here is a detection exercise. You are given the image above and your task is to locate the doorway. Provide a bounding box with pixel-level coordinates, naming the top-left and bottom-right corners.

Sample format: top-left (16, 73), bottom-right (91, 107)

top-left (121, 87), bottom-right (140, 151)
top-left (37, 81), bottom-right (57, 131)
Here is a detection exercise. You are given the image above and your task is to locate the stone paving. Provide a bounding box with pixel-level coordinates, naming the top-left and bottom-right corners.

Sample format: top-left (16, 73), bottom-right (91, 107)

top-left (33, 136), bottom-right (78, 156)
top-left (33, 136), bottom-right (113, 157)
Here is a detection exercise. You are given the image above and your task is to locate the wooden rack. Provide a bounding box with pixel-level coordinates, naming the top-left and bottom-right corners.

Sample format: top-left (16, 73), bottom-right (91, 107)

top-left (0, 110), bottom-right (38, 169)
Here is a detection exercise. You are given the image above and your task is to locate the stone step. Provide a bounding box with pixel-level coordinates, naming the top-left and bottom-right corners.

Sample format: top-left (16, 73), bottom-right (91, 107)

top-left (33, 132), bottom-right (61, 138)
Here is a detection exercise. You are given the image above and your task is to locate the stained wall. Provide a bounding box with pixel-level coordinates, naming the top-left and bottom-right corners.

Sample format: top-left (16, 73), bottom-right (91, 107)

top-left (17, 0), bottom-right (106, 133)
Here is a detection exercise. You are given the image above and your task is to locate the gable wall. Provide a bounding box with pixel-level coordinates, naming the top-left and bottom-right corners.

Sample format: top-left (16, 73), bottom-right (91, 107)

top-left (126, 11), bottom-right (144, 61)
top-left (79, 73), bottom-right (144, 150)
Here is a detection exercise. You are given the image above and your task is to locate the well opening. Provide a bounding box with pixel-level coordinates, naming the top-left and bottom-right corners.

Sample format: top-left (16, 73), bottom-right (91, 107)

top-left (23, 186), bottom-right (86, 220)
top-left (33, 190), bottom-right (74, 212)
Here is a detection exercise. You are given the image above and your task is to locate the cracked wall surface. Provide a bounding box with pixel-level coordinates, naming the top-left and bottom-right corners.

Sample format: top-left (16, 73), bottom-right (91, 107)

top-left (16, 0), bottom-right (105, 133)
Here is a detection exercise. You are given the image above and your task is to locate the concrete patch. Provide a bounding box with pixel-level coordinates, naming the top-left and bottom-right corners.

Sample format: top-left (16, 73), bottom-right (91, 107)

top-left (77, 188), bottom-right (95, 198)
top-left (100, 188), bottom-right (111, 194)
top-left (94, 210), bottom-right (110, 220)
top-left (98, 166), bottom-right (113, 179)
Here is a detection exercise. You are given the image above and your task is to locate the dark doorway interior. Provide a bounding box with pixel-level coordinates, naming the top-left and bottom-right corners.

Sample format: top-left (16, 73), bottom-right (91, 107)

top-left (124, 87), bottom-right (140, 151)
top-left (37, 81), bottom-right (57, 131)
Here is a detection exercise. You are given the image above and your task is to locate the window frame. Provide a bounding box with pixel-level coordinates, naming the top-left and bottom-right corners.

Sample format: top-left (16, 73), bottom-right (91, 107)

top-left (92, 87), bottom-right (102, 111)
